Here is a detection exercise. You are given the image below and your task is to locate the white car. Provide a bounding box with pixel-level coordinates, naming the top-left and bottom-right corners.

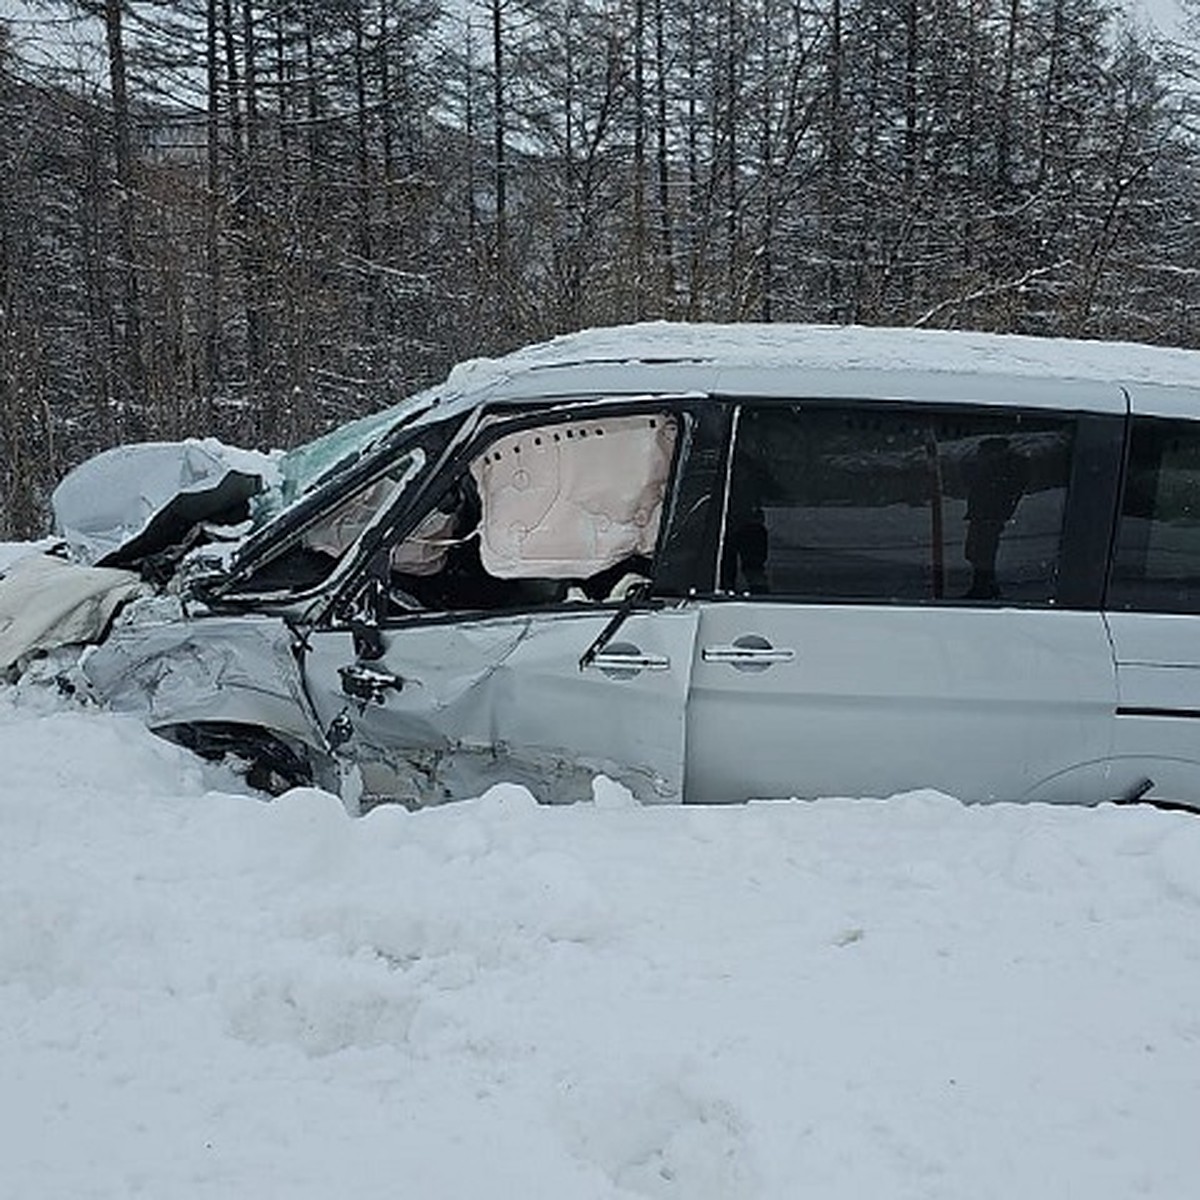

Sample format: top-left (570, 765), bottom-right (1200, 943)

top-left (9, 323), bottom-right (1200, 812)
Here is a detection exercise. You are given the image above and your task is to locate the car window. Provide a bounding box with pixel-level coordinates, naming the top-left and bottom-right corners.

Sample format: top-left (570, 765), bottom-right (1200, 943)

top-left (268, 389), bottom-right (439, 511)
top-left (381, 411), bottom-right (680, 614)
top-left (721, 403), bottom-right (1076, 604)
top-left (1109, 418), bottom-right (1200, 613)
top-left (230, 449), bottom-right (426, 595)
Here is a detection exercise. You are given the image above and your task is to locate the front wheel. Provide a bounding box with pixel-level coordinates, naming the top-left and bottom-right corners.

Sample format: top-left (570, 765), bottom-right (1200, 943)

top-left (156, 721), bottom-right (315, 795)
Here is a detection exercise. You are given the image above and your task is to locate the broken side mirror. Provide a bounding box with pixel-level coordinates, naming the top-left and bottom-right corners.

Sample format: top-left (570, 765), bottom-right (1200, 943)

top-left (350, 619), bottom-right (385, 661)
top-left (348, 568), bottom-right (387, 661)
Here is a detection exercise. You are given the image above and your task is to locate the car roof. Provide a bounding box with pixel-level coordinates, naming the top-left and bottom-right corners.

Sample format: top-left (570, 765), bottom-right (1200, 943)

top-left (408, 323), bottom-right (1200, 424)
top-left (223, 323), bottom-right (1200, 597)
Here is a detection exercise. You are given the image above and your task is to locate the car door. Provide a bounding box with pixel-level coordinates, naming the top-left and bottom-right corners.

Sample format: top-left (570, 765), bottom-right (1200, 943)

top-left (685, 398), bottom-right (1122, 805)
top-left (1105, 394), bottom-right (1200, 808)
top-left (303, 607), bottom-right (697, 807)
top-left (299, 403), bottom-right (702, 808)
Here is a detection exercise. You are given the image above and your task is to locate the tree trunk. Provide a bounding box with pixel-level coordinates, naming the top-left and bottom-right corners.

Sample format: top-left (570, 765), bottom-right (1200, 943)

top-left (104, 0), bottom-right (145, 437)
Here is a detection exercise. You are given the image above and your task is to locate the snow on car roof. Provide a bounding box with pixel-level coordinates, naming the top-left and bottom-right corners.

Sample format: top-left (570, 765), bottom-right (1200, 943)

top-left (319, 322), bottom-right (1200, 469)
top-left (447, 321), bottom-right (1200, 388)
top-left (420, 322), bottom-right (1200, 420)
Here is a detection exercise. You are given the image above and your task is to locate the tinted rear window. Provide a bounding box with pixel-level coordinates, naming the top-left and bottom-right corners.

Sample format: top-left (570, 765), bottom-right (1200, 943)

top-left (722, 403), bottom-right (1076, 604)
top-left (1110, 418), bottom-right (1200, 613)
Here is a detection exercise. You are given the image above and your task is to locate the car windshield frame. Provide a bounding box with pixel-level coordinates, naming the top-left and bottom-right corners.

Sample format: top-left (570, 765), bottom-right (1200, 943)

top-left (207, 408), bottom-right (470, 604)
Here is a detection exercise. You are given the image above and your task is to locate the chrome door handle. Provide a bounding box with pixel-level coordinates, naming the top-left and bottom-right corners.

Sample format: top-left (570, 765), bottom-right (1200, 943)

top-left (702, 636), bottom-right (795, 671)
top-left (589, 651), bottom-right (671, 672)
top-left (583, 640), bottom-right (671, 679)
top-left (703, 645), bottom-right (795, 664)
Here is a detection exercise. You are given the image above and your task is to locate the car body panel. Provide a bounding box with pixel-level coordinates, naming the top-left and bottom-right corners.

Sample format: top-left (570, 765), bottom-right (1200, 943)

top-left (81, 611), bottom-right (325, 753)
top-left (686, 602), bottom-right (1117, 804)
top-left (301, 607), bottom-right (699, 808)
top-left (433, 324), bottom-right (1191, 413)
top-left (51, 440), bottom-right (274, 568)
top-left (1125, 382), bottom-right (1200, 421)
top-left (1105, 611), bottom-right (1200, 803)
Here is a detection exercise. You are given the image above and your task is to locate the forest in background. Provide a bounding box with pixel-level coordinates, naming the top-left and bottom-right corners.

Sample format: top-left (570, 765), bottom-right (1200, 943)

top-left (1, 0), bottom-right (1197, 537)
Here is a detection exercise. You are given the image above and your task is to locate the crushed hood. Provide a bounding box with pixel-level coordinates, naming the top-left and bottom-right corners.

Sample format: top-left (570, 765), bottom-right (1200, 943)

top-left (51, 439), bottom-right (279, 570)
top-left (49, 398), bottom-right (432, 576)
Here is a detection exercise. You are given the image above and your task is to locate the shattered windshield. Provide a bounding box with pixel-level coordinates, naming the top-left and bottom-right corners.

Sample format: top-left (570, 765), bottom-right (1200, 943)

top-left (277, 408), bottom-right (410, 507)
top-left (219, 399), bottom-right (472, 599)
top-left (225, 448), bottom-right (427, 597)
top-left (255, 386), bottom-right (440, 524)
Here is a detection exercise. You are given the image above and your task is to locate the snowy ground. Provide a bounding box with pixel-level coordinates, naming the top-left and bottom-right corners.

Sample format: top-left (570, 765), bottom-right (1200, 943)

top-left (3, 674), bottom-right (1200, 1199)
top-left (4, 537), bottom-right (1200, 1197)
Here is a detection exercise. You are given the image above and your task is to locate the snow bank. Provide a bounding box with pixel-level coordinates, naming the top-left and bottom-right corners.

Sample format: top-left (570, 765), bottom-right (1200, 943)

top-left (0, 539), bottom-right (57, 573)
top-left (2, 691), bottom-right (1200, 1198)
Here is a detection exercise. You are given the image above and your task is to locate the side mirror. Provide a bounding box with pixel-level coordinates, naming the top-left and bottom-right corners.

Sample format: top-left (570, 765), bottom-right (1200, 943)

top-left (350, 619), bottom-right (385, 661)
top-left (349, 569), bottom-right (387, 660)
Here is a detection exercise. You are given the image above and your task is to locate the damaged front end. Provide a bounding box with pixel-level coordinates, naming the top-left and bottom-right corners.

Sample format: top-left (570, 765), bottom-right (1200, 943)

top-left (79, 604), bottom-right (338, 798)
top-left (13, 374), bottom-right (705, 813)
top-left (17, 415), bottom-right (446, 800)
top-left (51, 439), bottom-right (276, 577)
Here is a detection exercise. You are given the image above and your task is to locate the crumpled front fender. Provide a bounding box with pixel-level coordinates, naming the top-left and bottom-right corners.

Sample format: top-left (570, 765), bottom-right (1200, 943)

top-left (82, 613), bottom-right (325, 752)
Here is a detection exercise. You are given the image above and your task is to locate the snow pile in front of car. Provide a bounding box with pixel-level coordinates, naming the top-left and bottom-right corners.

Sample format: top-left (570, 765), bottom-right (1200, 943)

top-left (3, 690), bottom-right (1200, 1198)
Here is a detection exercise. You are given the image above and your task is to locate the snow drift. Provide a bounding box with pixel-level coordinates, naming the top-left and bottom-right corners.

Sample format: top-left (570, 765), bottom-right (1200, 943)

top-left (2, 685), bottom-right (1199, 1199)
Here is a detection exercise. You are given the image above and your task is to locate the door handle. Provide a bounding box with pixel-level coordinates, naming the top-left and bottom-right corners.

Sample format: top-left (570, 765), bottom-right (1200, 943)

top-left (702, 635), bottom-right (795, 671)
top-left (589, 651), bottom-right (671, 672)
top-left (583, 640), bottom-right (671, 678)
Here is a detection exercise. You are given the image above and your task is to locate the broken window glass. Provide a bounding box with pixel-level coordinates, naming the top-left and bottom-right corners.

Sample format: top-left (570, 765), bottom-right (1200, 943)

top-left (232, 450), bottom-right (426, 595)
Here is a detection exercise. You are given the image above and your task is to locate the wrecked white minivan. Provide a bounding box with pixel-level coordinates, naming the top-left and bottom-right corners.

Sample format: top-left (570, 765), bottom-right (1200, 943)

top-left (9, 322), bottom-right (1200, 811)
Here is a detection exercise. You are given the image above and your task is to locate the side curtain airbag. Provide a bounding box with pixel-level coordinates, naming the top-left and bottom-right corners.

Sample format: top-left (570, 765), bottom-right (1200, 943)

top-left (471, 414), bottom-right (677, 579)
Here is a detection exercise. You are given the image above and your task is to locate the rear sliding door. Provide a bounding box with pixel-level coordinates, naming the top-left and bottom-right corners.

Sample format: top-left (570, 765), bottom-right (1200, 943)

top-left (1106, 397), bottom-right (1200, 806)
top-left (686, 397), bottom-right (1123, 805)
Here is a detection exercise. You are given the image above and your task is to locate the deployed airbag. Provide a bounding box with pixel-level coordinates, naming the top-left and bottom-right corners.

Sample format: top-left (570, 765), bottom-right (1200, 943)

top-left (0, 553), bottom-right (142, 674)
top-left (471, 414), bottom-right (676, 579)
